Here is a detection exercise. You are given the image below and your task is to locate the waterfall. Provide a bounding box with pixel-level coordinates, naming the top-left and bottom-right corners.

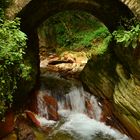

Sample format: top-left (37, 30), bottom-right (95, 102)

top-left (35, 74), bottom-right (131, 140)
top-left (65, 87), bottom-right (86, 113)
top-left (58, 86), bottom-right (102, 120)
top-left (37, 83), bottom-right (102, 120)
top-left (60, 113), bottom-right (130, 140)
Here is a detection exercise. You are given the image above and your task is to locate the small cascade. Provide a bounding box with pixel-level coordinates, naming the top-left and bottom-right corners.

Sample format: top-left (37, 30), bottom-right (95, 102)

top-left (58, 86), bottom-right (102, 120)
top-left (37, 90), bottom-right (49, 119)
top-left (36, 80), bottom-right (101, 121)
top-left (60, 113), bottom-right (130, 140)
top-left (90, 95), bottom-right (101, 120)
top-left (34, 74), bottom-right (131, 140)
top-left (65, 87), bottom-right (86, 113)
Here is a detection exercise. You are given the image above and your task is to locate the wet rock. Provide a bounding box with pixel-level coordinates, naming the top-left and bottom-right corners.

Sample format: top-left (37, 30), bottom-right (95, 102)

top-left (100, 99), bottom-right (130, 136)
top-left (41, 75), bottom-right (72, 96)
top-left (85, 99), bottom-right (95, 119)
top-left (80, 49), bottom-right (140, 139)
top-left (28, 91), bottom-right (38, 114)
top-left (16, 117), bottom-right (36, 140)
top-left (48, 131), bottom-right (75, 140)
top-left (81, 53), bottom-right (117, 99)
top-left (113, 63), bottom-right (140, 139)
top-left (40, 51), bottom-right (87, 78)
top-left (0, 110), bottom-right (15, 139)
top-left (25, 110), bottom-right (41, 127)
top-left (43, 95), bottom-right (59, 121)
top-left (100, 99), bottom-right (112, 123)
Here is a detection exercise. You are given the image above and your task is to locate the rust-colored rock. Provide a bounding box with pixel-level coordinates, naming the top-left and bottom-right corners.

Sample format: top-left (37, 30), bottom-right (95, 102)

top-left (0, 110), bottom-right (15, 138)
top-left (43, 95), bottom-right (59, 121)
top-left (85, 99), bottom-right (95, 119)
top-left (100, 99), bottom-right (112, 122)
top-left (100, 99), bottom-right (130, 137)
top-left (25, 110), bottom-right (41, 127)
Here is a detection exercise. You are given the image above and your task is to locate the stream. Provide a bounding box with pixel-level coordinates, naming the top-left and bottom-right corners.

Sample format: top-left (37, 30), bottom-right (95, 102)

top-left (32, 72), bottom-right (131, 140)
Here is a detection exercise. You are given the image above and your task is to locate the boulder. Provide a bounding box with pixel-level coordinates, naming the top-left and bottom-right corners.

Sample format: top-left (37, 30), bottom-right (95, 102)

top-left (80, 47), bottom-right (140, 139)
top-left (81, 52), bottom-right (117, 99)
top-left (113, 63), bottom-right (140, 139)
top-left (0, 110), bottom-right (15, 139)
top-left (114, 43), bottom-right (140, 81)
top-left (85, 98), bottom-right (95, 119)
top-left (25, 110), bottom-right (41, 127)
top-left (16, 116), bottom-right (36, 140)
top-left (43, 95), bottom-right (59, 121)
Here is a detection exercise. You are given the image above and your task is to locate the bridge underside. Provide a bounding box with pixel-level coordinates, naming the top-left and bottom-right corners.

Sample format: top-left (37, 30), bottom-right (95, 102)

top-left (18, 0), bottom-right (134, 32)
top-left (16, 0), bottom-right (135, 92)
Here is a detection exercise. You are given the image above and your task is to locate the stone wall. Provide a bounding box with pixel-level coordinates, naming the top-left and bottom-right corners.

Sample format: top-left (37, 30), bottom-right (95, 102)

top-left (121, 0), bottom-right (140, 19)
top-left (6, 0), bottom-right (140, 21)
top-left (5, 0), bottom-right (31, 19)
top-left (80, 43), bottom-right (140, 139)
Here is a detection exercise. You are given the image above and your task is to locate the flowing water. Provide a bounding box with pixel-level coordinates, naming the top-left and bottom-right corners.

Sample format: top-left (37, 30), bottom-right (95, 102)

top-left (35, 73), bottom-right (131, 140)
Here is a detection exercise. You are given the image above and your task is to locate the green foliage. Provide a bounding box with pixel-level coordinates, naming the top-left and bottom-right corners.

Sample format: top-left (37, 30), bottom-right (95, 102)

top-left (87, 35), bottom-right (112, 58)
top-left (77, 27), bottom-right (110, 47)
top-left (113, 23), bottom-right (140, 48)
top-left (0, 12), bottom-right (31, 118)
top-left (38, 11), bottom-right (111, 55)
top-left (95, 35), bottom-right (112, 55)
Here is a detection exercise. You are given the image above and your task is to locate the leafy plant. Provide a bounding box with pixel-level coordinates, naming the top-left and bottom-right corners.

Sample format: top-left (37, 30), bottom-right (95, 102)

top-left (113, 23), bottom-right (140, 48)
top-left (0, 11), bottom-right (31, 119)
top-left (38, 11), bottom-right (111, 55)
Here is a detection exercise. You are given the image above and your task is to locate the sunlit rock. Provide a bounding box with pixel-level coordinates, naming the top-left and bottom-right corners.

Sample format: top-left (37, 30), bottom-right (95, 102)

top-left (113, 63), bottom-right (140, 138)
top-left (16, 116), bottom-right (36, 140)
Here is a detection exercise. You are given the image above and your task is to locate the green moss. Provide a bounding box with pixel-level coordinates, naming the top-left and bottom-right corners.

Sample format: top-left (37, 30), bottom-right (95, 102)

top-left (47, 132), bottom-right (74, 140)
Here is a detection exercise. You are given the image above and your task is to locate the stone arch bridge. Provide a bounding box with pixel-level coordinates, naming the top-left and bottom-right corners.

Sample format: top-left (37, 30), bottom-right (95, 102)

top-left (13, 0), bottom-right (139, 84)
top-left (14, 0), bottom-right (137, 73)
top-left (7, 1), bottom-right (140, 138)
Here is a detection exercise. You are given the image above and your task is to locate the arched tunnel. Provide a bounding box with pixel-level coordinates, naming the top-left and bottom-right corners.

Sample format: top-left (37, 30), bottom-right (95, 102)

top-left (17, 0), bottom-right (134, 83)
top-left (15, 0), bottom-right (140, 139)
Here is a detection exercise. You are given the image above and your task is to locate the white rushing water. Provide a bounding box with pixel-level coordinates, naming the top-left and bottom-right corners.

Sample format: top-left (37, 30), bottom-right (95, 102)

top-left (58, 86), bottom-right (102, 120)
top-left (36, 76), bottom-right (131, 140)
top-left (37, 90), bottom-right (49, 119)
top-left (60, 113), bottom-right (130, 140)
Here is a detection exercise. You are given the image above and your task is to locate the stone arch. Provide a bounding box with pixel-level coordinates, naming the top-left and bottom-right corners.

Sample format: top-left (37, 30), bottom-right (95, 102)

top-left (18, 0), bottom-right (134, 32)
top-left (121, 0), bottom-right (140, 19)
top-left (16, 0), bottom-right (136, 97)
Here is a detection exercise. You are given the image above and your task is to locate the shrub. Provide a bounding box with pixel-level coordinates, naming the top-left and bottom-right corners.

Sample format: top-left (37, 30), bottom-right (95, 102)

top-left (0, 11), bottom-right (31, 119)
top-left (113, 23), bottom-right (140, 48)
